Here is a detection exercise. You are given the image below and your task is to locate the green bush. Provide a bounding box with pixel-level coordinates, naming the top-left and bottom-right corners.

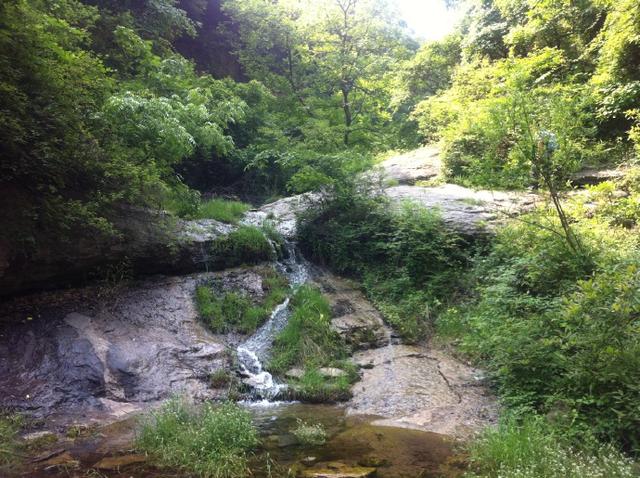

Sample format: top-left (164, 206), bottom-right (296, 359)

top-left (137, 399), bottom-right (258, 478)
top-left (298, 190), bottom-right (470, 342)
top-left (211, 226), bottom-right (274, 268)
top-left (466, 416), bottom-right (636, 478)
top-left (439, 207), bottom-right (640, 450)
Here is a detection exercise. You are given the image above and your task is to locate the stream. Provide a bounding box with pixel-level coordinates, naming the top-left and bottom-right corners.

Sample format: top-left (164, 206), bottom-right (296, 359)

top-left (237, 242), bottom-right (309, 400)
top-left (1, 223), bottom-right (495, 477)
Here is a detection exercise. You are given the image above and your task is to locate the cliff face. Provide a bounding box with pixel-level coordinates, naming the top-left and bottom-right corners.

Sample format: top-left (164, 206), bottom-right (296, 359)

top-left (0, 207), bottom-right (233, 298)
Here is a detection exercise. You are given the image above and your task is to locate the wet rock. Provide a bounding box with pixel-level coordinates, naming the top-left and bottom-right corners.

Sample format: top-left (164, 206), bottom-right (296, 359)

top-left (318, 367), bottom-right (347, 378)
top-left (301, 461), bottom-right (376, 478)
top-left (302, 456), bottom-right (318, 466)
top-left (358, 455), bottom-right (388, 467)
top-left (41, 451), bottom-right (79, 469)
top-left (94, 454), bottom-right (147, 470)
top-left (22, 430), bottom-right (57, 444)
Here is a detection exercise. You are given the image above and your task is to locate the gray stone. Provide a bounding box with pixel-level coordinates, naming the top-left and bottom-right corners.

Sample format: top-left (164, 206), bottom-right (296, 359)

top-left (318, 367), bottom-right (347, 378)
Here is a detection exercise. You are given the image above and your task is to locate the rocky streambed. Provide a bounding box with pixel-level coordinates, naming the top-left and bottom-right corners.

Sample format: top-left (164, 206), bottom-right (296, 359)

top-left (0, 149), bottom-right (512, 477)
top-left (0, 261), bottom-right (497, 477)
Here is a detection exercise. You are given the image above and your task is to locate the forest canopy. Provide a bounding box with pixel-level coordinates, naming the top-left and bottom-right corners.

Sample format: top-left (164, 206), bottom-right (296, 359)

top-left (0, 0), bottom-right (638, 253)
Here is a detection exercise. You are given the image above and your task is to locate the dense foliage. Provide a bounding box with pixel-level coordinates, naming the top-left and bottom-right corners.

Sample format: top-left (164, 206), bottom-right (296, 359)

top-left (438, 178), bottom-right (640, 451)
top-left (404, 0), bottom-right (640, 188)
top-left (299, 182), bottom-right (470, 342)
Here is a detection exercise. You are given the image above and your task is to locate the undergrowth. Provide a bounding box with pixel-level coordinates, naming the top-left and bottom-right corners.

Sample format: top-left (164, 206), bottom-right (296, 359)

top-left (298, 187), bottom-right (471, 342)
top-left (466, 416), bottom-right (637, 478)
top-left (196, 269), bottom-right (288, 334)
top-left (136, 399), bottom-right (258, 478)
top-left (268, 285), bottom-right (357, 402)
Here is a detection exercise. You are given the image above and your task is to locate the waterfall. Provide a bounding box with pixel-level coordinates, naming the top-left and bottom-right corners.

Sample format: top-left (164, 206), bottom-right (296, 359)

top-left (236, 240), bottom-right (310, 400)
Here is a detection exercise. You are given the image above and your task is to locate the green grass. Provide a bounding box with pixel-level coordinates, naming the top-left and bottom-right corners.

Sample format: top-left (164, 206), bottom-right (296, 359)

top-left (0, 415), bottom-right (22, 470)
top-left (267, 285), bottom-right (356, 402)
top-left (194, 199), bottom-right (251, 224)
top-left (164, 187), bottom-right (250, 224)
top-left (196, 269), bottom-right (289, 335)
top-left (466, 416), bottom-right (637, 478)
top-left (137, 399), bottom-right (258, 478)
top-left (211, 226), bottom-right (274, 268)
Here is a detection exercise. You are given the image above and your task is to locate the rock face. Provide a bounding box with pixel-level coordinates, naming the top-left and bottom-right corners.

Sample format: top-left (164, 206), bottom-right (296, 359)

top-left (379, 145), bottom-right (442, 185)
top-left (385, 184), bottom-right (538, 235)
top-left (0, 268), bottom-right (267, 421)
top-left (0, 206), bottom-right (234, 298)
top-left (348, 344), bottom-right (498, 438)
top-left (310, 271), bottom-right (390, 350)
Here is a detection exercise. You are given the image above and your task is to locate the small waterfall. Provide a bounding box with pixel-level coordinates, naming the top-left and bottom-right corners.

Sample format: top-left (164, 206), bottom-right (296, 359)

top-left (236, 239), bottom-right (310, 400)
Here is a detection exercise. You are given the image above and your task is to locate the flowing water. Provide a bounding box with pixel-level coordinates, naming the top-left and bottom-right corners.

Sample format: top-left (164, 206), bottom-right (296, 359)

top-left (237, 241), bottom-right (310, 399)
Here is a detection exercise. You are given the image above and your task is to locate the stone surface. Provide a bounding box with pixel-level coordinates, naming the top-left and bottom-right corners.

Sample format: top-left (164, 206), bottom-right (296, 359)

top-left (348, 344), bottom-right (497, 438)
top-left (301, 462), bottom-right (376, 478)
top-left (385, 184), bottom-right (539, 235)
top-left (0, 268), bottom-right (272, 421)
top-left (379, 145), bottom-right (442, 185)
top-left (41, 451), bottom-right (79, 468)
top-left (318, 367), bottom-right (347, 378)
top-left (286, 368), bottom-right (305, 379)
top-left (310, 271), bottom-right (390, 350)
top-left (94, 454), bottom-right (147, 470)
top-left (571, 167), bottom-right (629, 186)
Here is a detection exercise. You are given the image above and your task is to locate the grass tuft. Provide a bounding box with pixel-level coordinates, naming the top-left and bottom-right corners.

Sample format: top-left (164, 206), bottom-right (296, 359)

top-left (137, 398), bottom-right (258, 478)
top-left (0, 415), bottom-right (22, 470)
top-left (195, 199), bottom-right (251, 224)
top-left (268, 285), bottom-right (357, 402)
top-left (211, 226), bottom-right (274, 268)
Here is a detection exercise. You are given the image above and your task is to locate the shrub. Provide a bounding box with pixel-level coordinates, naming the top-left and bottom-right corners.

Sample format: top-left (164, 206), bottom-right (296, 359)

top-left (291, 419), bottom-right (327, 446)
top-left (439, 207), bottom-right (640, 450)
top-left (298, 191), bottom-right (470, 342)
top-left (137, 399), bottom-right (258, 478)
top-left (466, 416), bottom-right (636, 478)
top-left (211, 226), bottom-right (274, 268)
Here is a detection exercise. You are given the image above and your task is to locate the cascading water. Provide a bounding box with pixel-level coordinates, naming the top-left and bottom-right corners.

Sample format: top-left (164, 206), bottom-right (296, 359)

top-left (237, 241), bottom-right (310, 400)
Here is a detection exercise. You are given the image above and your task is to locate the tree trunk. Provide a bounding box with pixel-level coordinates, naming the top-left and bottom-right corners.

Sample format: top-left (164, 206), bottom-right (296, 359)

top-left (341, 85), bottom-right (352, 145)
